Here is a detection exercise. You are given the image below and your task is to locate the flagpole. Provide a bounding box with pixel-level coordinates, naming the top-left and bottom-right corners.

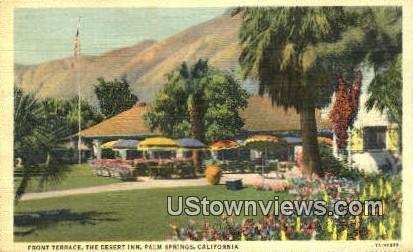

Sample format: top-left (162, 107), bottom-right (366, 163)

top-left (76, 17), bottom-right (82, 164)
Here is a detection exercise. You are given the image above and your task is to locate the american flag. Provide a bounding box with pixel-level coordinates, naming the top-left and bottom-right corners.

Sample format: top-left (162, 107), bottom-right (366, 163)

top-left (73, 17), bottom-right (82, 164)
top-left (72, 22), bottom-right (80, 68)
top-left (74, 28), bottom-right (80, 57)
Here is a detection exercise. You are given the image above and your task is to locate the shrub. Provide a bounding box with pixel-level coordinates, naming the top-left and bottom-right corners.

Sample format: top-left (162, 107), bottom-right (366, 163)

top-left (252, 178), bottom-right (290, 192)
top-left (295, 150), bottom-right (304, 171)
top-left (205, 164), bottom-right (222, 185)
top-left (89, 159), bottom-right (132, 180)
top-left (170, 175), bottom-right (401, 241)
top-left (318, 143), bottom-right (362, 180)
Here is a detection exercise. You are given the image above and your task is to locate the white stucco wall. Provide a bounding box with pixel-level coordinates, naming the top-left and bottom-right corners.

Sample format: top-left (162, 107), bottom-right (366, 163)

top-left (352, 66), bottom-right (390, 127)
top-left (328, 66), bottom-right (396, 173)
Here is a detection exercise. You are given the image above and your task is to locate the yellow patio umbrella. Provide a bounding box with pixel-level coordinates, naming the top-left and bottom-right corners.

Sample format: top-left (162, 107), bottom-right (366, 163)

top-left (244, 135), bottom-right (287, 175)
top-left (138, 137), bottom-right (178, 150)
top-left (101, 140), bottom-right (118, 149)
top-left (244, 135), bottom-right (286, 147)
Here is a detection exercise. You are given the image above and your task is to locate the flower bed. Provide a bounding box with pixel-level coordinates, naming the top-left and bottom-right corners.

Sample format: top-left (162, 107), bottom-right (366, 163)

top-left (89, 159), bottom-right (133, 180)
top-left (170, 174), bottom-right (401, 241)
top-left (251, 178), bottom-right (290, 192)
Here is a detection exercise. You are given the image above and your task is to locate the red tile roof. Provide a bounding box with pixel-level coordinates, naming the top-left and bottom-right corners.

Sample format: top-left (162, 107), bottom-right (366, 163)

top-left (78, 104), bottom-right (158, 138)
top-left (78, 96), bottom-right (332, 138)
top-left (240, 96), bottom-right (331, 132)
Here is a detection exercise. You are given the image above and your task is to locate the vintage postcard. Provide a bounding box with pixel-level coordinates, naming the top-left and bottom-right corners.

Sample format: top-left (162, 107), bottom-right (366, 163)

top-left (0, 0), bottom-right (412, 251)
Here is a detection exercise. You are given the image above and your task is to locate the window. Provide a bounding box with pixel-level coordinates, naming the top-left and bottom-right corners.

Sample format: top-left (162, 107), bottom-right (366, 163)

top-left (363, 126), bottom-right (386, 151)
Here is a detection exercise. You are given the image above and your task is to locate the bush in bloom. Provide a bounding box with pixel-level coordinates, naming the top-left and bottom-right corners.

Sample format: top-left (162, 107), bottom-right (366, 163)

top-left (251, 178), bottom-right (290, 192)
top-left (168, 215), bottom-right (314, 241)
top-left (295, 151), bottom-right (304, 171)
top-left (89, 159), bottom-right (132, 180)
top-left (329, 71), bottom-right (362, 149)
top-left (170, 174), bottom-right (401, 241)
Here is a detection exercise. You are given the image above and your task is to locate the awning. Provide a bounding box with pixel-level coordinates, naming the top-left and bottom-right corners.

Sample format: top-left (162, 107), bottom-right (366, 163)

top-left (138, 137), bottom-right (178, 150)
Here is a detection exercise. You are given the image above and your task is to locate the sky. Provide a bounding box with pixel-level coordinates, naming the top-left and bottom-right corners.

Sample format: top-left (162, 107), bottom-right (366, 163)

top-left (14, 8), bottom-right (226, 65)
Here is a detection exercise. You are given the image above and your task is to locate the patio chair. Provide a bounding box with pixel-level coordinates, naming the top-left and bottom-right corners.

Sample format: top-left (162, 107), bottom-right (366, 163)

top-left (101, 168), bottom-right (111, 177)
top-left (175, 161), bottom-right (195, 178)
top-left (160, 163), bottom-right (174, 178)
top-left (95, 168), bottom-right (103, 176)
top-left (278, 161), bottom-right (290, 173)
top-left (146, 161), bottom-right (160, 178)
top-left (149, 162), bottom-right (174, 179)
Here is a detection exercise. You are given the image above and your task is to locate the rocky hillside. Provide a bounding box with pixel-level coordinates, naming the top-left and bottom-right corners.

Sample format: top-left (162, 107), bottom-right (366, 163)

top-left (15, 14), bottom-right (242, 103)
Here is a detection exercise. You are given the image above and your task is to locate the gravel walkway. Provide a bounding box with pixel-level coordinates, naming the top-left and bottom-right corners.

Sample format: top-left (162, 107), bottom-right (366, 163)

top-left (20, 173), bottom-right (264, 201)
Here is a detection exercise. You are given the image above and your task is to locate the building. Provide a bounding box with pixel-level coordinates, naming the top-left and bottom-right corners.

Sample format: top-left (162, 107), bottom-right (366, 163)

top-left (240, 96), bottom-right (331, 161)
top-left (76, 96), bottom-right (332, 161)
top-left (347, 93), bottom-right (400, 173)
top-left (76, 75), bottom-right (400, 173)
top-left (328, 67), bottom-right (401, 173)
top-left (77, 103), bottom-right (158, 159)
top-left (240, 95), bottom-right (331, 135)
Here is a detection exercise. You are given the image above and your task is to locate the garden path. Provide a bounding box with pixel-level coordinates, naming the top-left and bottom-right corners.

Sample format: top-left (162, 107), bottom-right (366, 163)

top-left (20, 173), bottom-right (265, 201)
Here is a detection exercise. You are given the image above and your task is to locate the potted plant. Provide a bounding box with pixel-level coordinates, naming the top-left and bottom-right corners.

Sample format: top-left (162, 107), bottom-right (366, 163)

top-left (204, 159), bottom-right (222, 185)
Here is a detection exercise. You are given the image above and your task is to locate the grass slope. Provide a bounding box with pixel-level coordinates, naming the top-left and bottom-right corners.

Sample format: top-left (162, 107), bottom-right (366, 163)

top-left (14, 164), bottom-right (120, 193)
top-left (14, 186), bottom-right (289, 241)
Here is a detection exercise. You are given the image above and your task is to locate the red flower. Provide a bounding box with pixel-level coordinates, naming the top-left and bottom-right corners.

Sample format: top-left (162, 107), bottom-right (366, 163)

top-left (329, 71), bottom-right (362, 149)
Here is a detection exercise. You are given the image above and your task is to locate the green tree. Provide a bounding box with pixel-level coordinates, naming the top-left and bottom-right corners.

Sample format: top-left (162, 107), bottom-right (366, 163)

top-left (234, 7), bottom-right (401, 175)
top-left (366, 54), bottom-right (402, 152)
top-left (203, 74), bottom-right (249, 141)
top-left (235, 7), bottom-right (345, 175)
top-left (144, 59), bottom-right (249, 142)
top-left (41, 96), bottom-right (103, 137)
top-left (180, 59), bottom-right (208, 142)
top-left (14, 88), bottom-right (70, 202)
top-left (366, 55), bottom-right (401, 126)
top-left (361, 7), bottom-right (401, 72)
top-left (94, 77), bottom-right (138, 118)
top-left (364, 7), bottom-right (402, 126)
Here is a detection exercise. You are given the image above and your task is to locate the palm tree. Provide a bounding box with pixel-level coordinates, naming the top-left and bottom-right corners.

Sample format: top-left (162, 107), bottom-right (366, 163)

top-left (145, 59), bottom-right (249, 143)
top-left (14, 88), bottom-right (69, 202)
top-left (234, 7), bottom-right (348, 174)
top-left (366, 55), bottom-right (401, 126)
top-left (365, 7), bottom-right (401, 130)
top-left (235, 7), bottom-right (401, 174)
top-left (178, 60), bottom-right (210, 171)
top-left (179, 59), bottom-right (209, 142)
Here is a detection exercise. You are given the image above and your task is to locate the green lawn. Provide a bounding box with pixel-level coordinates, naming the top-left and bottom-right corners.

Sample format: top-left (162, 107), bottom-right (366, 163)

top-left (15, 164), bottom-right (121, 193)
top-left (14, 185), bottom-right (290, 241)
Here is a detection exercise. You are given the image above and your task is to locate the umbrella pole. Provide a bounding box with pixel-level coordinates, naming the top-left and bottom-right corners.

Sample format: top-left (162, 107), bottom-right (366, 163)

top-left (261, 149), bottom-right (264, 176)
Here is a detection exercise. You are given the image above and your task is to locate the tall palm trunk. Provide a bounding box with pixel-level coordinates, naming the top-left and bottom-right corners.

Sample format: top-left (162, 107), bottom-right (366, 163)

top-left (299, 99), bottom-right (321, 175)
top-left (188, 95), bottom-right (204, 176)
top-left (189, 95), bottom-right (204, 142)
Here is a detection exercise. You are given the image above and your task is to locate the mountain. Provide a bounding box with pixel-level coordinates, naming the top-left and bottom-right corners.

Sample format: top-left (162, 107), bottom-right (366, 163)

top-left (14, 14), bottom-right (242, 103)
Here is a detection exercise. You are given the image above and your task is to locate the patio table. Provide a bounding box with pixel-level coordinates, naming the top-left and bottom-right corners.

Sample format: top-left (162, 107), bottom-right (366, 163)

top-left (148, 163), bottom-right (174, 179)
